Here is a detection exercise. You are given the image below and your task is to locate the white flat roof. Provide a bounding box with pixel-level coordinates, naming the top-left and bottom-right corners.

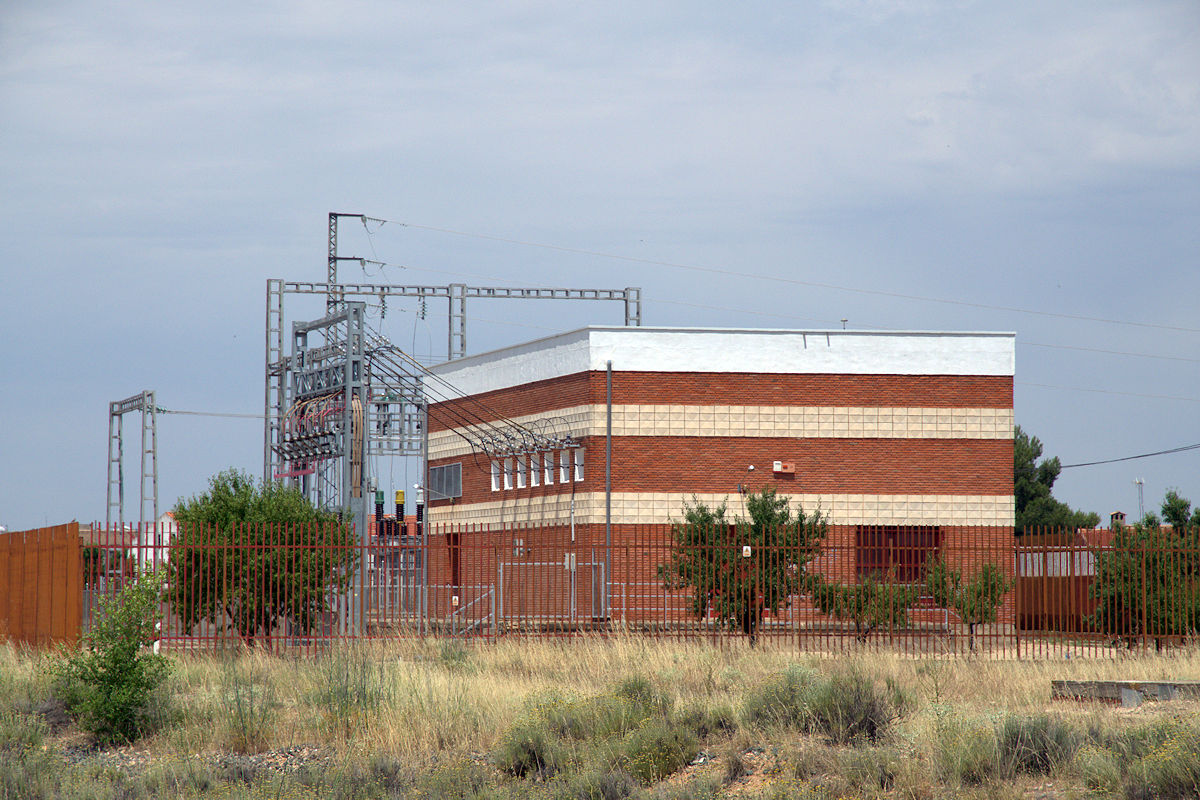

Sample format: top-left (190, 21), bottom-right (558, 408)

top-left (429, 326), bottom-right (1015, 397)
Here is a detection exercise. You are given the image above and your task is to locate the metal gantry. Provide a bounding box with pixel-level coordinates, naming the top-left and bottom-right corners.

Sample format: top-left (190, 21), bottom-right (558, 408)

top-left (106, 390), bottom-right (158, 531)
top-left (263, 212), bottom-right (644, 545)
top-left (264, 279), bottom-right (642, 488)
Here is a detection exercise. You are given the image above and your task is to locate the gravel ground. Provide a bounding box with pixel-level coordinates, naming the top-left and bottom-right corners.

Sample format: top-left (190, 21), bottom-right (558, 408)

top-left (59, 743), bottom-right (334, 776)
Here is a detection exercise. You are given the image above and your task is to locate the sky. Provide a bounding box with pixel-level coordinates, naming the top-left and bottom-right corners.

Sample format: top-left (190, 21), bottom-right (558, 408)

top-left (1, 0), bottom-right (1198, 530)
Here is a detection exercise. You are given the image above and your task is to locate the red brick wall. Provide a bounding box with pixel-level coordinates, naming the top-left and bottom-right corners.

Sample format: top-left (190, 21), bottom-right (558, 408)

top-left (428, 370), bottom-right (1012, 431)
top-left (422, 522), bottom-right (1016, 626)
top-left (430, 434), bottom-right (1013, 508)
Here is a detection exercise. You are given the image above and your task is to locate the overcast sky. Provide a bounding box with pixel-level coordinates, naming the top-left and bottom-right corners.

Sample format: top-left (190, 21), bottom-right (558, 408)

top-left (2, 1), bottom-right (1197, 530)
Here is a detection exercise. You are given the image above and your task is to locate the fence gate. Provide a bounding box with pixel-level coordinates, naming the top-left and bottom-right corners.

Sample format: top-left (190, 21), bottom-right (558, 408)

top-left (498, 550), bottom-right (606, 630)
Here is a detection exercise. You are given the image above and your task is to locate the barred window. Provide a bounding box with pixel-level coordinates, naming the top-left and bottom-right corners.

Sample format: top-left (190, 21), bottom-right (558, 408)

top-left (429, 462), bottom-right (462, 500)
top-left (855, 525), bottom-right (942, 582)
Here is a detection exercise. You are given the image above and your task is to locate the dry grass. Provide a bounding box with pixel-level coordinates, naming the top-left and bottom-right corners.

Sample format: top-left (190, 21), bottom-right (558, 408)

top-left (5, 637), bottom-right (1200, 797)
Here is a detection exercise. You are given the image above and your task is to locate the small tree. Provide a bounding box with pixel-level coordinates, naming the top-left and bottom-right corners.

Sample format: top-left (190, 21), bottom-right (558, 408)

top-left (53, 567), bottom-right (171, 743)
top-left (166, 469), bottom-right (357, 646)
top-left (925, 559), bottom-right (1011, 651)
top-left (1088, 506), bottom-right (1200, 649)
top-left (807, 571), bottom-right (921, 643)
top-left (659, 489), bottom-right (827, 645)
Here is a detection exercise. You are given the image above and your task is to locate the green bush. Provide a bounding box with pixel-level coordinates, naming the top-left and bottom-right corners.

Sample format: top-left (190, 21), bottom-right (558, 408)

top-left (621, 718), bottom-right (699, 785)
top-left (996, 713), bottom-right (1080, 776)
top-left (51, 567), bottom-right (172, 744)
top-left (1072, 744), bottom-right (1121, 793)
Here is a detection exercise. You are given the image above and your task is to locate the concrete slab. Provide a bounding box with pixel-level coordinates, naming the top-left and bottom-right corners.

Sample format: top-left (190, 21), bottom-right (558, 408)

top-left (1051, 680), bottom-right (1200, 705)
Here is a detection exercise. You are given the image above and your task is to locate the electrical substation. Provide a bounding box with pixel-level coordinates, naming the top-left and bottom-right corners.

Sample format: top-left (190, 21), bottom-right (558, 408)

top-left (262, 213), bottom-right (643, 537)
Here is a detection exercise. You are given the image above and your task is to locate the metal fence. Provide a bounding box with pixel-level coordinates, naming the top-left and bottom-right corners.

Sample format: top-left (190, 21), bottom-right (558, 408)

top-left (5, 521), bottom-right (1197, 657)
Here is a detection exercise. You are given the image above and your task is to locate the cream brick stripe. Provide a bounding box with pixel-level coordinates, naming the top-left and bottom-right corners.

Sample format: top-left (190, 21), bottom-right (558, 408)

top-left (429, 404), bottom-right (1014, 461)
top-left (428, 491), bottom-right (1015, 528)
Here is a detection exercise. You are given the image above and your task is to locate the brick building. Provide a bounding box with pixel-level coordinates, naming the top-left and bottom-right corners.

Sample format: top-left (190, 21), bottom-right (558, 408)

top-left (424, 326), bottom-right (1015, 626)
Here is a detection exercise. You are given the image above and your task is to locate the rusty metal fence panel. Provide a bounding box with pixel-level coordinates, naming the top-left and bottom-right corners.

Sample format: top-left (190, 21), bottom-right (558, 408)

top-left (0, 523), bottom-right (82, 647)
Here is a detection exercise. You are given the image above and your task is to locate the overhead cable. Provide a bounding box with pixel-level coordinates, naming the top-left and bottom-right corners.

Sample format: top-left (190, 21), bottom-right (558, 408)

top-left (372, 218), bottom-right (1200, 335)
top-left (1061, 442), bottom-right (1200, 469)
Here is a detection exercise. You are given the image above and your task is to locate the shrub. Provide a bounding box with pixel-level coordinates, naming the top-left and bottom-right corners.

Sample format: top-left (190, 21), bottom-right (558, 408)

top-left (1121, 719), bottom-right (1200, 800)
top-left (806, 670), bottom-right (898, 745)
top-left (51, 567), bottom-right (171, 744)
top-left (743, 665), bottom-right (815, 729)
top-left (996, 713), bottom-right (1080, 776)
top-left (1073, 745), bottom-right (1121, 793)
top-left (558, 767), bottom-right (639, 800)
top-left (622, 718), bottom-right (699, 785)
top-left (494, 715), bottom-right (566, 778)
top-left (677, 702), bottom-right (737, 740)
top-left (935, 718), bottom-right (998, 786)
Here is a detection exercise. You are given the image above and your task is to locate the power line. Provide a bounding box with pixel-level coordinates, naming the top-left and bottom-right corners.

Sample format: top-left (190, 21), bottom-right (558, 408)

top-left (389, 263), bottom-right (1198, 366)
top-left (1017, 382), bottom-right (1200, 403)
top-left (374, 218), bottom-right (1200, 335)
top-left (1061, 442), bottom-right (1200, 469)
top-left (157, 408), bottom-right (264, 419)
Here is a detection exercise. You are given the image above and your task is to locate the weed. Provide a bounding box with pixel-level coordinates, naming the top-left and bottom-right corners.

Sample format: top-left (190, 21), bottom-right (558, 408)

top-left (743, 665), bottom-right (815, 729)
top-left (440, 638), bottom-right (474, 671)
top-left (723, 747), bottom-right (750, 784)
top-left (1072, 744), bottom-right (1121, 793)
top-left (0, 712), bottom-right (45, 753)
top-left (221, 660), bottom-right (279, 753)
top-left (834, 745), bottom-right (899, 791)
top-left (935, 717), bottom-right (998, 786)
top-left (995, 713), bottom-right (1080, 776)
top-left (646, 774), bottom-right (722, 799)
top-left (311, 647), bottom-right (392, 738)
